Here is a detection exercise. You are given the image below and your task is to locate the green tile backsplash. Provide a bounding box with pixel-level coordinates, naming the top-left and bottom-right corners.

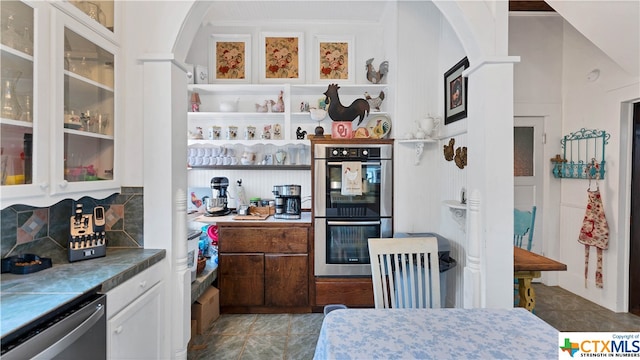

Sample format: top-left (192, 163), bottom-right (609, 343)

top-left (0, 187), bottom-right (144, 262)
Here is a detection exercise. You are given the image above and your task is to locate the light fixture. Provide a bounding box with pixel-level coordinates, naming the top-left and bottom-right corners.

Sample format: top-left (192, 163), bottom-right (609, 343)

top-left (587, 69), bottom-right (600, 82)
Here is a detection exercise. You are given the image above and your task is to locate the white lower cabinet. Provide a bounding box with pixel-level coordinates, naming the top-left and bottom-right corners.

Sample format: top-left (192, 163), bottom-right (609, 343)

top-left (106, 261), bottom-right (165, 359)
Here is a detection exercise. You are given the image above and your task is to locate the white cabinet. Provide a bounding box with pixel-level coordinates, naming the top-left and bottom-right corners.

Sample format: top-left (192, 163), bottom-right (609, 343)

top-left (106, 261), bottom-right (165, 360)
top-left (0, 1), bottom-right (120, 208)
top-left (188, 83), bottom-right (388, 143)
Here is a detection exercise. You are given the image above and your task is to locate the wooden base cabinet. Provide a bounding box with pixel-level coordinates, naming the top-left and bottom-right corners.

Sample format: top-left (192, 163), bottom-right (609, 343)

top-left (218, 224), bottom-right (310, 313)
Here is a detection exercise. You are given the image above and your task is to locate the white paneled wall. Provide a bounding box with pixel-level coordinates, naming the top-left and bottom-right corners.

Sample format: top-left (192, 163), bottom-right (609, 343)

top-left (188, 169), bottom-right (312, 209)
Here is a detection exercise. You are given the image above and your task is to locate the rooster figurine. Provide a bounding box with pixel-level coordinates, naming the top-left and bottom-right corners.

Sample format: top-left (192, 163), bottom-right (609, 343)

top-left (443, 138), bottom-right (455, 161)
top-left (364, 91), bottom-right (385, 111)
top-left (190, 192), bottom-right (203, 209)
top-left (366, 58), bottom-right (389, 84)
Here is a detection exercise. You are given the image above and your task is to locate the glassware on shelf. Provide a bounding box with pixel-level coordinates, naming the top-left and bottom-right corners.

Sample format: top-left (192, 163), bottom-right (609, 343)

top-left (1, 70), bottom-right (22, 120)
top-left (77, 56), bottom-right (91, 78)
top-left (19, 95), bottom-right (31, 122)
top-left (1, 14), bottom-right (21, 50)
top-left (20, 26), bottom-right (33, 55)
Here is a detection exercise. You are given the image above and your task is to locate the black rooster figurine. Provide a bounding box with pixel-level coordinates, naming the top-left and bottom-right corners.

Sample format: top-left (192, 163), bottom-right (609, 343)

top-left (366, 58), bottom-right (389, 84)
top-left (296, 127), bottom-right (307, 139)
top-left (324, 84), bottom-right (370, 125)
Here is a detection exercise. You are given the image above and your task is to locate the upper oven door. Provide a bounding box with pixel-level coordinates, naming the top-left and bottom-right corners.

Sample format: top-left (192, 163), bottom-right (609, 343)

top-left (314, 146), bottom-right (392, 218)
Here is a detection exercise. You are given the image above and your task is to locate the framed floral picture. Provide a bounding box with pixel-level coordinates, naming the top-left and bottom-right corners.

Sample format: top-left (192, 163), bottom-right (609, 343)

top-left (209, 34), bottom-right (251, 83)
top-left (314, 36), bottom-right (354, 83)
top-left (259, 32), bottom-right (304, 83)
top-left (444, 57), bottom-right (469, 124)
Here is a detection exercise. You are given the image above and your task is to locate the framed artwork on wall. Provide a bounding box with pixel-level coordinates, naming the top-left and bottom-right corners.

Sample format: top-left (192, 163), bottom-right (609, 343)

top-left (314, 35), bottom-right (354, 83)
top-left (444, 57), bottom-right (469, 124)
top-left (209, 34), bottom-right (251, 83)
top-left (259, 32), bottom-right (304, 83)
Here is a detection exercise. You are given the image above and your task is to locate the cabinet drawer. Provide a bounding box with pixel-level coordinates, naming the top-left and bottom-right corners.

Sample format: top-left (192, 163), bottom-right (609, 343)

top-left (106, 260), bottom-right (165, 319)
top-left (315, 278), bottom-right (374, 307)
top-left (219, 227), bottom-right (308, 253)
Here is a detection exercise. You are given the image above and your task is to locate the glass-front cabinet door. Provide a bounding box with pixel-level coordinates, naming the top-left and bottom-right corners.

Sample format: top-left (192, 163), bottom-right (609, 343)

top-left (52, 11), bottom-right (117, 195)
top-left (0, 0), bottom-right (48, 204)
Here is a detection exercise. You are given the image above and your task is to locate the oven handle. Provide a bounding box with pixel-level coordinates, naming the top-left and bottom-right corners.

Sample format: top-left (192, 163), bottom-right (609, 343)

top-left (327, 161), bottom-right (382, 166)
top-left (32, 302), bottom-right (105, 359)
top-left (327, 220), bottom-right (381, 226)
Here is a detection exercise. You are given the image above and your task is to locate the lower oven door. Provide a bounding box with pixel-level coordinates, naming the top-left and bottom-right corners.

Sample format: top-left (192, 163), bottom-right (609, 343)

top-left (314, 217), bottom-right (392, 276)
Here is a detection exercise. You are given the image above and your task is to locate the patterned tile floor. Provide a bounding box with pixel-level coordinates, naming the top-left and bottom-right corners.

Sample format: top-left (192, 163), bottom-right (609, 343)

top-left (188, 284), bottom-right (640, 360)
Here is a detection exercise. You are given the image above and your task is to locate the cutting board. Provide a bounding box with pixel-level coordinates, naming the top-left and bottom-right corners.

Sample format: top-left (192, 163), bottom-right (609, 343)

top-left (232, 214), bottom-right (270, 220)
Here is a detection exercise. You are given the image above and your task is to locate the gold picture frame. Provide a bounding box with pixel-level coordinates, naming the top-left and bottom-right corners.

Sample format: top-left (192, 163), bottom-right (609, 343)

top-left (209, 34), bottom-right (251, 83)
top-left (259, 32), bottom-right (304, 83)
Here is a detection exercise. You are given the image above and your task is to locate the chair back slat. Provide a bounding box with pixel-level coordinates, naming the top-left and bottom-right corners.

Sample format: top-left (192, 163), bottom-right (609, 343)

top-left (368, 237), bottom-right (441, 309)
top-left (513, 206), bottom-right (537, 251)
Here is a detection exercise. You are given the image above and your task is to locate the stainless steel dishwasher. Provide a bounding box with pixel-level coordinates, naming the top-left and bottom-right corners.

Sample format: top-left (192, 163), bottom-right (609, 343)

top-left (1, 289), bottom-right (106, 360)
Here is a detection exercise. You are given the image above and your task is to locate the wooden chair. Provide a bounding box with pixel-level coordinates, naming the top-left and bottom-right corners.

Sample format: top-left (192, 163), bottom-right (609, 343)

top-left (368, 237), bottom-right (441, 309)
top-left (514, 206), bottom-right (536, 251)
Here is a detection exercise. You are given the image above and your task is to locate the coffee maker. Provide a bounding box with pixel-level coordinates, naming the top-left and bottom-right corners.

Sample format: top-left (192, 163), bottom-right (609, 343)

top-left (272, 185), bottom-right (301, 219)
top-left (206, 177), bottom-right (231, 216)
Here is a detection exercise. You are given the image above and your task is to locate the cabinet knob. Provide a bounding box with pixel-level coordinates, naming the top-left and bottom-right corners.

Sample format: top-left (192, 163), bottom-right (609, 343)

top-left (59, 180), bottom-right (68, 189)
top-left (115, 326), bottom-right (123, 334)
top-left (39, 182), bottom-right (49, 190)
top-left (139, 280), bottom-right (147, 288)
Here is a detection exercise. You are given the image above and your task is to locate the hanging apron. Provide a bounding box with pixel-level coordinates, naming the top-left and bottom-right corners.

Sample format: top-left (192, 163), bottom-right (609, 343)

top-left (578, 186), bottom-right (609, 288)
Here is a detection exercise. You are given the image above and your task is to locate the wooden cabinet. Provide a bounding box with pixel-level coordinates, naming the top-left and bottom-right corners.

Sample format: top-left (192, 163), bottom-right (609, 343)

top-left (217, 224), bottom-right (311, 313)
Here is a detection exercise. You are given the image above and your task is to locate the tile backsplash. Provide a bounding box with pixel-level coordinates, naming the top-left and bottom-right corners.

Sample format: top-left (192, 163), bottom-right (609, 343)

top-left (1, 187), bottom-right (143, 264)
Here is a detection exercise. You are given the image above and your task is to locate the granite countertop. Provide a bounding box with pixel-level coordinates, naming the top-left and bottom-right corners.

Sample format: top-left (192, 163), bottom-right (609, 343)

top-left (0, 248), bottom-right (166, 339)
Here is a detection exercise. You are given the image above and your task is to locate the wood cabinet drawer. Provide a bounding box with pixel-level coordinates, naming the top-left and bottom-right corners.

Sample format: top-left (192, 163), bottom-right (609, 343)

top-left (219, 227), bottom-right (308, 253)
top-left (315, 278), bottom-right (374, 307)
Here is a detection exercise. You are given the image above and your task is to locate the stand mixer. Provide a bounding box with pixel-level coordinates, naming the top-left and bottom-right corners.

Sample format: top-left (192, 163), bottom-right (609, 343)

top-left (206, 177), bottom-right (231, 216)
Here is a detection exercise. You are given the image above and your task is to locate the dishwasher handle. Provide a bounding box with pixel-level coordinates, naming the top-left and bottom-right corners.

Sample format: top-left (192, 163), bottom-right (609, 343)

top-left (32, 302), bottom-right (105, 360)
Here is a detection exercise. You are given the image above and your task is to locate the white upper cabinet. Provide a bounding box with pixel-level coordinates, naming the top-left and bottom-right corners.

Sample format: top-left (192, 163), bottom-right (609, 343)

top-left (0, 1), bottom-right (119, 208)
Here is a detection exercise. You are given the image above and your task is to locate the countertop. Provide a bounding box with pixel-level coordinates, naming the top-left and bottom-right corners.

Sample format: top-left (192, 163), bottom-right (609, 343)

top-left (192, 211), bottom-right (312, 224)
top-left (0, 248), bottom-right (166, 339)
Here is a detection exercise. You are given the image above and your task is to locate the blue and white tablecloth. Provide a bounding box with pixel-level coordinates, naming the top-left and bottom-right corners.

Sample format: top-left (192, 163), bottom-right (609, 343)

top-left (313, 308), bottom-right (558, 359)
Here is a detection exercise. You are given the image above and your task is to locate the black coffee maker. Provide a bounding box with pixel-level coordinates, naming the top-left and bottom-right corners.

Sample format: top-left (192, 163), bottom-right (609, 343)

top-left (206, 177), bottom-right (231, 216)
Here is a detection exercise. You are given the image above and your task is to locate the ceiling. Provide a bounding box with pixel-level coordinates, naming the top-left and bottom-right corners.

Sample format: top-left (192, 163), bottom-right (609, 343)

top-left (201, 1), bottom-right (553, 25)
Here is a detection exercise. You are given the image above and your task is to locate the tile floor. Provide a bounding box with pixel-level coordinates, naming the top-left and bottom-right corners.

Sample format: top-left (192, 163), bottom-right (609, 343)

top-left (187, 284), bottom-right (640, 360)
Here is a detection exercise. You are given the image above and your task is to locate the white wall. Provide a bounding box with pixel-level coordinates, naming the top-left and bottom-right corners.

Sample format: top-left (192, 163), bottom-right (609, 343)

top-left (557, 21), bottom-right (639, 312)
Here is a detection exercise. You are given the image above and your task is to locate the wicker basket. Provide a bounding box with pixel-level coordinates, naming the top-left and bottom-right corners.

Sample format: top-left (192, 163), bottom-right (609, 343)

top-left (196, 257), bottom-right (207, 275)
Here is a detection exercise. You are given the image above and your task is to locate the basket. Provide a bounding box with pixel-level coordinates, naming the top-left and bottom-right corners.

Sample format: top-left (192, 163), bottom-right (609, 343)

top-left (196, 257), bottom-right (207, 275)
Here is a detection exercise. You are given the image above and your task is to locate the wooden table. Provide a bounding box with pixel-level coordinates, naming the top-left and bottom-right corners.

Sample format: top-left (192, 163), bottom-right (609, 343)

top-left (514, 246), bottom-right (567, 311)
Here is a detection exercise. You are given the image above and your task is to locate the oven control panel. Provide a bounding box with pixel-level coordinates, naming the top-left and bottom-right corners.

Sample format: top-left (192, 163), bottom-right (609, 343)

top-left (327, 147), bottom-right (381, 160)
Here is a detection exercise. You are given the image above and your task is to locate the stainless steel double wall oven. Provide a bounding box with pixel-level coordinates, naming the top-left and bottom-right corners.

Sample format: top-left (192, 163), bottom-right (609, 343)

top-left (314, 141), bottom-right (393, 276)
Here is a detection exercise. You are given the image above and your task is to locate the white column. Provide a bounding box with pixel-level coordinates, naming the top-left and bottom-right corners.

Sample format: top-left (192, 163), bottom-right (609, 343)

top-left (141, 55), bottom-right (190, 359)
top-left (464, 189), bottom-right (481, 308)
top-left (465, 57), bottom-right (519, 309)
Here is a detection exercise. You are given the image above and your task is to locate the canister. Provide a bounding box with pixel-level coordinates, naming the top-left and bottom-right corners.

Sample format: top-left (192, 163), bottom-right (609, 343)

top-left (249, 197), bottom-right (261, 207)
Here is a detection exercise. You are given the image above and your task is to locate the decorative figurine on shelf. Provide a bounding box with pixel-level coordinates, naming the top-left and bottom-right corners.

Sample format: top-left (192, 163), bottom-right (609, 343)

top-left (273, 124), bottom-right (283, 140)
top-left (255, 100), bottom-right (274, 113)
top-left (323, 84), bottom-right (370, 125)
top-left (272, 90), bottom-right (285, 112)
top-left (296, 127), bottom-right (307, 139)
top-left (190, 92), bottom-right (201, 112)
top-left (364, 91), bottom-right (385, 111)
top-left (365, 58), bottom-right (389, 84)
top-left (262, 124), bottom-right (272, 139)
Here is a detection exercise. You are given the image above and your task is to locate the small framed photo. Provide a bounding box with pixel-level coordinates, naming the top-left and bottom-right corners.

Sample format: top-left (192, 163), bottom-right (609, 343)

top-left (209, 34), bottom-right (251, 83)
top-left (444, 57), bottom-right (469, 125)
top-left (260, 32), bottom-right (304, 83)
top-left (314, 35), bottom-right (354, 83)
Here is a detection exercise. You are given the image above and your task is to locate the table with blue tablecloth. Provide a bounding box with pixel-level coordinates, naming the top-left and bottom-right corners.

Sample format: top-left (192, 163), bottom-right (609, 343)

top-left (313, 308), bottom-right (559, 359)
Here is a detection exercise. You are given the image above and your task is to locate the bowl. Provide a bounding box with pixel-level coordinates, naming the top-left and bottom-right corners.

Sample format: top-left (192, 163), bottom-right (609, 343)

top-left (205, 197), bottom-right (226, 213)
top-left (310, 108), bottom-right (327, 121)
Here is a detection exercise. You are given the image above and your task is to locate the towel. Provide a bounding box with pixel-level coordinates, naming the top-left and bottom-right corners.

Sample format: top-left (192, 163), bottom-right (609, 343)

top-left (341, 161), bottom-right (362, 196)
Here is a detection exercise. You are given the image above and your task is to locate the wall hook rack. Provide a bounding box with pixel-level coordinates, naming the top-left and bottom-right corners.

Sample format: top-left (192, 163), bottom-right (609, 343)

top-left (552, 128), bottom-right (609, 179)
